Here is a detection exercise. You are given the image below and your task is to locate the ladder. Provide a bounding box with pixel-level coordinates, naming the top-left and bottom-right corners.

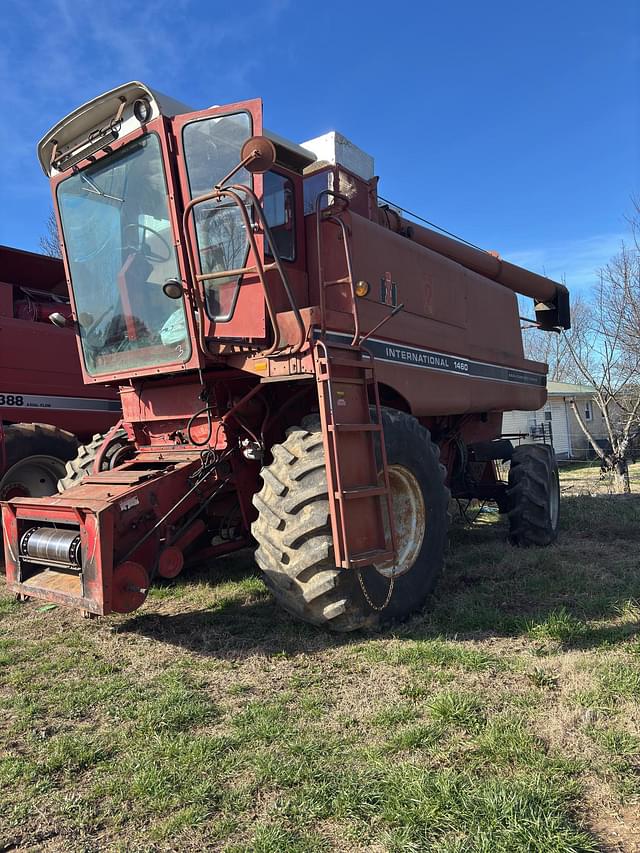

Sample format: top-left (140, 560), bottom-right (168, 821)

top-left (313, 190), bottom-right (399, 572)
top-left (314, 339), bottom-right (398, 569)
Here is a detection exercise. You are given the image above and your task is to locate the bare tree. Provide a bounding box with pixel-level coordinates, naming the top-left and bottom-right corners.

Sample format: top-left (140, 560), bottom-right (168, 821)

top-left (561, 204), bottom-right (640, 492)
top-left (522, 295), bottom-right (589, 383)
top-left (522, 202), bottom-right (640, 491)
top-left (40, 209), bottom-right (62, 258)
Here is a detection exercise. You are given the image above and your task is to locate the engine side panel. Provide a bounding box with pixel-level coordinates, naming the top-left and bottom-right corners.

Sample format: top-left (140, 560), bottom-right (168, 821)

top-left (306, 212), bottom-right (546, 417)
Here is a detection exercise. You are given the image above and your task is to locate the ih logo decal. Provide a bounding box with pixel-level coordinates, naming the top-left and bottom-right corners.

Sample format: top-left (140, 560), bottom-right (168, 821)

top-left (424, 275), bottom-right (433, 315)
top-left (380, 271), bottom-right (398, 306)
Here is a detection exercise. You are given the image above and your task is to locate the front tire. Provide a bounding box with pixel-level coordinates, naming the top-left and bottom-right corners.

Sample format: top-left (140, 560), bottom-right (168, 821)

top-left (252, 409), bottom-right (449, 632)
top-left (57, 428), bottom-right (131, 492)
top-left (507, 444), bottom-right (560, 546)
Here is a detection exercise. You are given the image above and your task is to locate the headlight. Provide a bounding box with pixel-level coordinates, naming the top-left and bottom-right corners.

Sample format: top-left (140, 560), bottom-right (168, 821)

top-left (133, 98), bottom-right (152, 123)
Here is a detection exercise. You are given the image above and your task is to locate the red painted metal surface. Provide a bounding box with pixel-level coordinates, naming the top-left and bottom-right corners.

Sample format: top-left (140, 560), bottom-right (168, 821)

top-left (1, 88), bottom-right (568, 617)
top-left (0, 247), bottom-right (120, 433)
top-left (172, 101), bottom-right (268, 345)
top-left (111, 561), bottom-right (149, 613)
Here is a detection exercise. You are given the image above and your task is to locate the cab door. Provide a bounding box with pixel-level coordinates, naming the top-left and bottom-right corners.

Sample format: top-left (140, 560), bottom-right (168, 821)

top-left (173, 100), bottom-right (266, 344)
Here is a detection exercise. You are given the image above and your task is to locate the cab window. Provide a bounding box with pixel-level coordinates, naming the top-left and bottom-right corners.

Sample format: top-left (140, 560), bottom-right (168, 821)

top-left (264, 171), bottom-right (295, 262)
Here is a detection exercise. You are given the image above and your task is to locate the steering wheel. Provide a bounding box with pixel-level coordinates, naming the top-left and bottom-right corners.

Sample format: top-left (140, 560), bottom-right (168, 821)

top-left (81, 305), bottom-right (117, 352)
top-left (123, 223), bottom-right (172, 263)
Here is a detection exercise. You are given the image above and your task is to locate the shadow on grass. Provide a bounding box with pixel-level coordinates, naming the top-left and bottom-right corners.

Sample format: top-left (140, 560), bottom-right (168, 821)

top-left (120, 549), bottom-right (352, 659)
top-left (414, 494), bottom-right (640, 645)
top-left (121, 495), bottom-right (640, 657)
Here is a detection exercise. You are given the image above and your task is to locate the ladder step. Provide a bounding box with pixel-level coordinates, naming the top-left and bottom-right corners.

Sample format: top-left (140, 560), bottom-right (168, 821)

top-left (336, 486), bottom-right (388, 500)
top-left (328, 423), bottom-right (382, 432)
top-left (346, 548), bottom-right (395, 568)
top-left (330, 377), bottom-right (368, 386)
top-left (323, 356), bottom-right (374, 369)
top-left (322, 340), bottom-right (363, 351)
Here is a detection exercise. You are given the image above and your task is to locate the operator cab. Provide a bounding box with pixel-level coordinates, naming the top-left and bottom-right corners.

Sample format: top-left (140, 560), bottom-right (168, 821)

top-left (38, 82), bottom-right (377, 384)
top-left (38, 83), bottom-right (322, 382)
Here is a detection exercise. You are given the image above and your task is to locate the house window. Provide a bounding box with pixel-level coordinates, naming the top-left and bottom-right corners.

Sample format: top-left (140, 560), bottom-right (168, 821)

top-left (584, 401), bottom-right (593, 421)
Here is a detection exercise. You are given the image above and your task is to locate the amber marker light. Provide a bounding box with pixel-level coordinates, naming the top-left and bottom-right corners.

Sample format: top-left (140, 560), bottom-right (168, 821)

top-left (355, 280), bottom-right (370, 297)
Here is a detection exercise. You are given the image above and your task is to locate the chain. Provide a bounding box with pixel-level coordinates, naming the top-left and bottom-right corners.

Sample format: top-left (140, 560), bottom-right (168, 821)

top-left (356, 568), bottom-right (395, 611)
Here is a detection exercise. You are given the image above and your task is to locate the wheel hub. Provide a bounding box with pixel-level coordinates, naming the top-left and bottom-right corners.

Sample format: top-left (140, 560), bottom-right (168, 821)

top-left (374, 464), bottom-right (426, 578)
top-left (0, 455), bottom-right (66, 501)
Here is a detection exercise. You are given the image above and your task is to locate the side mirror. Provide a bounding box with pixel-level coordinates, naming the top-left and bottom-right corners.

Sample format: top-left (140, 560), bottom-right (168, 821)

top-left (215, 136), bottom-right (277, 190)
top-left (49, 312), bottom-right (68, 328)
top-left (163, 278), bottom-right (184, 299)
top-left (241, 135), bottom-right (276, 174)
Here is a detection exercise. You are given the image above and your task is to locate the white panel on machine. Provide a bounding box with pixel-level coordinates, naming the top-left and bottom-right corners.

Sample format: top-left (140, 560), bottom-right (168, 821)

top-left (301, 131), bottom-right (375, 181)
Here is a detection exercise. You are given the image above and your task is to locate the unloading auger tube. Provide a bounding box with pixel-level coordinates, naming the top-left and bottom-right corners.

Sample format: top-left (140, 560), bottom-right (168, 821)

top-left (378, 206), bottom-right (570, 329)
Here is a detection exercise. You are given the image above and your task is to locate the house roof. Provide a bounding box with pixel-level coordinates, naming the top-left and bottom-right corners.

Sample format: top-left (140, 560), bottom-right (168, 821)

top-left (547, 381), bottom-right (595, 397)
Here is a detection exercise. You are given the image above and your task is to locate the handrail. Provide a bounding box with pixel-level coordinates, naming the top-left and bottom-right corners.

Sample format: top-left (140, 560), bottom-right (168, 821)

top-left (182, 183), bottom-right (305, 357)
top-left (196, 262), bottom-right (277, 283)
top-left (228, 183), bottom-right (305, 355)
top-left (314, 190), bottom-right (360, 345)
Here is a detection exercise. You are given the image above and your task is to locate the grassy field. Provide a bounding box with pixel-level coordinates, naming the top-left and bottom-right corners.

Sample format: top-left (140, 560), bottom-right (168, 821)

top-left (1, 463), bottom-right (639, 852)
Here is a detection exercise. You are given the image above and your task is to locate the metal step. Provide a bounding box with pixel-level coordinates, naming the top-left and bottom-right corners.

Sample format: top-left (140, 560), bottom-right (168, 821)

top-left (318, 339), bottom-right (363, 351)
top-left (335, 485), bottom-right (387, 500)
top-left (327, 376), bottom-right (368, 386)
top-left (328, 423), bottom-right (382, 432)
top-left (346, 548), bottom-right (395, 568)
top-left (319, 356), bottom-right (373, 369)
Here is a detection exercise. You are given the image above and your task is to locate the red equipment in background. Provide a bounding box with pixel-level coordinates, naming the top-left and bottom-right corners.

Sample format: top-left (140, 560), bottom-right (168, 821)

top-left (0, 245), bottom-right (120, 502)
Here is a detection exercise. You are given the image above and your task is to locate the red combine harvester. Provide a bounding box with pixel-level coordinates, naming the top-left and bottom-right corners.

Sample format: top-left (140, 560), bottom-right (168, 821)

top-left (0, 245), bottom-right (120, 504)
top-left (2, 82), bottom-right (569, 629)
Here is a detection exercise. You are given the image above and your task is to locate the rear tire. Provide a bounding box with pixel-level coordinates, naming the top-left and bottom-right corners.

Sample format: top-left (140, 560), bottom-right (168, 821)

top-left (252, 409), bottom-right (449, 632)
top-left (0, 424), bottom-right (78, 501)
top-left (507, 444), bottom-right (559, 546)
top-left (57, 428), bottom-right (130, 492)
top-left (0, 424), bottom-right (78, 573)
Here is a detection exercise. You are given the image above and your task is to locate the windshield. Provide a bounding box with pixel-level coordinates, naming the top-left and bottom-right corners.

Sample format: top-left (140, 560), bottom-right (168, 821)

top-left (182, 112), bottom-right (252, 320)
top-left (56, 134), bottom-right (191, 376)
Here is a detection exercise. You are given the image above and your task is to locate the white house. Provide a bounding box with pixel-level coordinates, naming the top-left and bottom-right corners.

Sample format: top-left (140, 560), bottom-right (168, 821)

top-left (502, 382), bottom-right (607, 460)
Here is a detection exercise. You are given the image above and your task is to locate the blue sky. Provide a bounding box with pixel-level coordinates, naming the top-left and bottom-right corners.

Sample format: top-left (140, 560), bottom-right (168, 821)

top-left (1, 0), bottom-right (637, 293)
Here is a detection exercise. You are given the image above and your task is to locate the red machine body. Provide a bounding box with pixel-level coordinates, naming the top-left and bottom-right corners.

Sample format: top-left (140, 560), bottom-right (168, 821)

top-left (2, 83), bottom-right (569, 623)
top-left (0, 245), bottom-right (120, 502)
top-left (0, 245), bottom-right (120, 437)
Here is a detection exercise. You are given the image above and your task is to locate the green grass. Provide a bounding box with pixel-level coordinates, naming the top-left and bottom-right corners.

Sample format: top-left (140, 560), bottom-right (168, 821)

top-left (1, 464), bottom-right (639, 850)
top-left (559, 458), bottom-right (640, 495)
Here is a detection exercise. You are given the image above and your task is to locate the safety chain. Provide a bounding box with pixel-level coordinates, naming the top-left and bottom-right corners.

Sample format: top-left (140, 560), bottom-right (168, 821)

top-left (356, 568), bottom-right (395, 611)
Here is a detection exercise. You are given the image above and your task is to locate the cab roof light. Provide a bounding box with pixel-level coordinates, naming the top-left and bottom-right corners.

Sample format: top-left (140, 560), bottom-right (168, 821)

top-left (52, 128), bottom-right (119, 173)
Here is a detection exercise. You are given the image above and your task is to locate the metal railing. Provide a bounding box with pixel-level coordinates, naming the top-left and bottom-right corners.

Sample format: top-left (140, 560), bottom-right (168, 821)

top-left (502, 421), bottom-right (554, 448)
top-left (182, 183), bottom-right (305, 357)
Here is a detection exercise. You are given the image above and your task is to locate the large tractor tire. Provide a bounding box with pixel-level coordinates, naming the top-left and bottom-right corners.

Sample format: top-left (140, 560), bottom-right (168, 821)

top-left (58, 428), bottom-right (131, 492)
top-left (507, 444), bottom-right (560, 547)
top-left (252, 409), bottom-right (449, 632)
top-left (0, 424), bottom-right (78, 502)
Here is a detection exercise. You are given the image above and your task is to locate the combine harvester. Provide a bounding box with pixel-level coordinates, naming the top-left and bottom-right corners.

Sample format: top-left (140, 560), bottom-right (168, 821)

top-left (2, 83), bottom-right (569, 628)
top-left (0, 245), bottom-right (120, 504)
